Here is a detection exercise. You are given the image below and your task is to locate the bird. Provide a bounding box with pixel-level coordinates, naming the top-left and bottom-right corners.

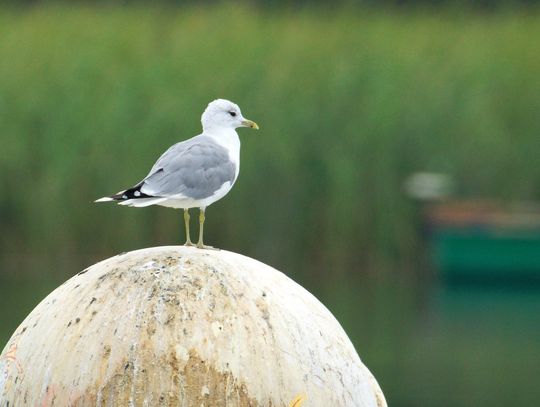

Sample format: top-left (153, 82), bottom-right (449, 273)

top-left (95, 99), bottom-right (259, 249)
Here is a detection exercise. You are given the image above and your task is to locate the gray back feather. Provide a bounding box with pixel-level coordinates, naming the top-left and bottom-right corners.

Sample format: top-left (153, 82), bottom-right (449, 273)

top-left (140, 135), bottom-right (236, 199)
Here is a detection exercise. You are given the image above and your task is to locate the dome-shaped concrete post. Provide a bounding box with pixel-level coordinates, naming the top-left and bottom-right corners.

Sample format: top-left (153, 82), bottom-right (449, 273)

top-left (0, 247), bottom-right (386, 406)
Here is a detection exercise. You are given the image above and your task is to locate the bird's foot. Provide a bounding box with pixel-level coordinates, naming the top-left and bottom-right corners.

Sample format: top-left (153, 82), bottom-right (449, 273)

top-left (196, 243), bottom-right (220, 250)
top-left (183, 240), bottom-right (196, 247)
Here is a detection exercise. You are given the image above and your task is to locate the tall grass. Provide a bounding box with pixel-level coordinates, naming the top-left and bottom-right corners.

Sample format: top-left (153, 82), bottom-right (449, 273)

top-left (1, 5), bottom-right (538, 275)
top-left (0, 6), bottom-right (539, 406)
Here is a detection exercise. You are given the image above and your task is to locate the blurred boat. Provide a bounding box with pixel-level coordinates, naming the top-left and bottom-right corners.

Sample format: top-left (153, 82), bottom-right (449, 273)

top-left (426, 201), bottom-right (540, 285)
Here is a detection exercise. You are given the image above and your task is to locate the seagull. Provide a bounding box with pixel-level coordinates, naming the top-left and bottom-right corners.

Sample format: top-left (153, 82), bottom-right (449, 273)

top-left (95, 99), bottom-right (259, 249)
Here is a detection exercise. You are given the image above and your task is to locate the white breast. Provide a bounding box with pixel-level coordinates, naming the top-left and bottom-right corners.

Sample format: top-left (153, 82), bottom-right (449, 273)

top-left (206, 128), bottom-right (241, 179)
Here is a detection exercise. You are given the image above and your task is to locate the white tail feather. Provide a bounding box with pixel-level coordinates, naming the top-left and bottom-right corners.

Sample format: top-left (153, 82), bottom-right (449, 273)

top-left (95, 197), bottom-right (113, 203)
top-left (118, 198), bottom-right (167, 207)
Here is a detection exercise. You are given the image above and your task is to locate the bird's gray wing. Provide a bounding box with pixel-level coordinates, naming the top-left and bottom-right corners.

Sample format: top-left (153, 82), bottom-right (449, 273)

top-left (140, 137), bottom-right (236, 200)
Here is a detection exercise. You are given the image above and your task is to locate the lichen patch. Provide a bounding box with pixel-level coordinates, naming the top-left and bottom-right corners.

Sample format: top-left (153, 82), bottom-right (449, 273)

top-left (90, 348), bottom-right (268, 407)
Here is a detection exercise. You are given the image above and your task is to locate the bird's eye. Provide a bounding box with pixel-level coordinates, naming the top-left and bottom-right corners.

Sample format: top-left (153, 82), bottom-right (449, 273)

top-left (228, 111), bottom-right (237, 117)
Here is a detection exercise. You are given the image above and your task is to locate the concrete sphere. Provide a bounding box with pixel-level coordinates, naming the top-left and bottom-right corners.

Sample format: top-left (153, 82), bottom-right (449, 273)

top-left (0, 247), bottom-right (386, 406)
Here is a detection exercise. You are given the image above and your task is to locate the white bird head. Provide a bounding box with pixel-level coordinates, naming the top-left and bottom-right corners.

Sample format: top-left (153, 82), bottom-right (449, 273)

top-left (201, 99), bottom-right (259, 132)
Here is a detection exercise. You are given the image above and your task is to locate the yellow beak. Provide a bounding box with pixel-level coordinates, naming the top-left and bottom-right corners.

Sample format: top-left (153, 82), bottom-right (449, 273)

top-left (241, 119), bottom-right (259, 130)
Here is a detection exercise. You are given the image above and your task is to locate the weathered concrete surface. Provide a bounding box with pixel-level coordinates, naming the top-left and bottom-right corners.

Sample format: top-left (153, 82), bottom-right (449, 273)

top-left (0, 246), bottom-right (386, 407)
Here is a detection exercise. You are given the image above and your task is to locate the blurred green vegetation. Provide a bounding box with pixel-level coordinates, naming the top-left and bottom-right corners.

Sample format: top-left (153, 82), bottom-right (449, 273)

top-left (0, 4), bottom-right (539, 406)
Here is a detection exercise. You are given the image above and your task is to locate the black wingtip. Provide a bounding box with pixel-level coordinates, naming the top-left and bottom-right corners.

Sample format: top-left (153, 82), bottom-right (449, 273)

top-left (110, 183), bottom-right (154, 201)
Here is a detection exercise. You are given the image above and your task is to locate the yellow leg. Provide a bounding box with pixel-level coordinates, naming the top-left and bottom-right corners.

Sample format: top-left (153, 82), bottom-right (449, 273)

top-left (183, 209), bottom-right (194, 246)
top-left (196, 208), bottom-right (215, 249)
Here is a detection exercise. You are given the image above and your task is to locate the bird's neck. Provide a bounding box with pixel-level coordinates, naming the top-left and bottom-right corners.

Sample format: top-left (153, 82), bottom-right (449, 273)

top-left (204, 127), bottom-right (241, 157)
